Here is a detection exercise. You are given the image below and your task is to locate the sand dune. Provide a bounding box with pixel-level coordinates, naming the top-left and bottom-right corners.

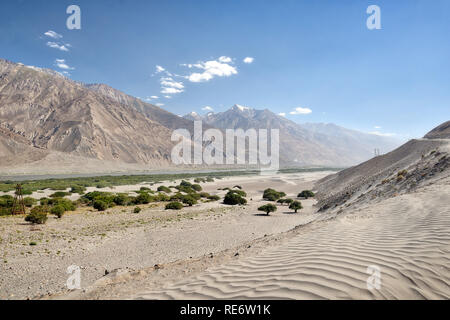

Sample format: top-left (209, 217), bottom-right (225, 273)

top-left (133, 179), bottom-right (450, 300)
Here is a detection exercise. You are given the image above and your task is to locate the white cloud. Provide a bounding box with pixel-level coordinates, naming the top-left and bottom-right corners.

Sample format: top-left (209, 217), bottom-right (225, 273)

top-left (278, 112), bottom-right (286, 117)
top-left (44, 30), bottom-right (62, 39)
top-left (155, 103), bottom-right (165, 107)
top-left (374, 126), bottom-right (382, 129)
top-left (243, 57), bottom-right (254, 64)
top-left (161, 87), bottom-right (183, 94)
top-left (218, 56), bottom-right (232, 63)
top-left (160, 77), bottom-right (184, 89)
top-left (160, 77), bottom-right (184, 94)
top-left (54, 59), bottom-right (74, 70)
top-left (47, 42), bottom-right (70, 52)
top-left (202, 106), bottom-right (214, 111)
top-left (150, 95), bottom-right (159, 99)
top-left (368, 131), bottom-right (396, 137)
top-left (164, 95), bottom-right (172, 99)
top-left (290, 107), bottom-right (312, 115)
top-left (155, 65), bottom-right (165, 73)
top-left (184, 57), bottom-right (238, 83)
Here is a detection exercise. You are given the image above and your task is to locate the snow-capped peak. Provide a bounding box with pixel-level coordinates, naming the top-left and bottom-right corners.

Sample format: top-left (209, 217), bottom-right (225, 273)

top-left (232, 104), bottom-right (250, 112)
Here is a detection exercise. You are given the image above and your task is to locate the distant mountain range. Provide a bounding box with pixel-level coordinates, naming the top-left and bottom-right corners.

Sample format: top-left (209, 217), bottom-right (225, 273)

top-left (0, 58), bottom-right (402, 174)
top-left (183, 104), bottom-right (402, 167)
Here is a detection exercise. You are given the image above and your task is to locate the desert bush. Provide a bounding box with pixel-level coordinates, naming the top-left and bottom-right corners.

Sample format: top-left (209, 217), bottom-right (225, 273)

top-left (49, 191), bottom-right (70, 198)
top-left (25, 206), bottom-right (48, 224)
top-left (263, 188), bottom-right (286, 201)
top-left (284, 198), bottom-right (294, 205)
top-left (258, 204), bottom-right (277, 216)
top-left (157, 186), bottom-right (171, 193)
top-left (133, 192), bottom-right (152, 204)
top-left (70, 185), bottom-right (86, 195)
top-left (155, 193), bottom-right (170, 202)
top-left (194, 178), bottom-right (206, 183)
top-left (277, 199), bottom-right (285, 204)
top-left (199, 192), bottom-right (210, 198)
top-left (165, 201), bottom-right (183, 210)
top-left (223, 191), bottom-right (247, 205)
top-left (289, 201), bottom-right (303, 213)
top-left (23, 197), bottom-right (37, 208)
top-left (207, 195), bottom-right (220, 201)
top-left (50, 205), bottom-right (65, 218)
top-left (169, 193), bottom-right (184, 201)
top-left (297, 190), bottom-right (315, 199)
top-left (182, 195), bottom-right (197, 206)
top-left (206, 177), bottom-right (214, 182)
top-left (113, 193), bottom-right (130, 206)
top-left (133, 207), bottom-right (141, 213)
top-left (191, 184), bottom-right (202, 192)
top-left (93, 200), bottom-right (108, 211)
top-left (397, 170), bottom-right (408, 177)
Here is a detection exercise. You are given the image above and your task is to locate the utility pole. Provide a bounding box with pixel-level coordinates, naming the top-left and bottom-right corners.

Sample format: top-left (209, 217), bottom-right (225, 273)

top-left (11, 184), bottom-right (26, 215)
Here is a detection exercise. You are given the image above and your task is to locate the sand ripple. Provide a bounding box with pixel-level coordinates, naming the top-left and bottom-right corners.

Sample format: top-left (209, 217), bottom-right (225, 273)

top-left (133, 187), bottom-right (450, 300)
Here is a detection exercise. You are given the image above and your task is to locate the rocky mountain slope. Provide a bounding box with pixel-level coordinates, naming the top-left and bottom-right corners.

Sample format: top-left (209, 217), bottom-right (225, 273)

top-left (314, 121), bottom-right (450, 212)
top-left (186, 105), bottom-right (401, 167)
top-left (0, 59), bottom-right (174, 169)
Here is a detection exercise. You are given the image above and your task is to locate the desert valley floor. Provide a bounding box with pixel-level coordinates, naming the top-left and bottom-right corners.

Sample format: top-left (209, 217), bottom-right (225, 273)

top-left (0, 170), bottom-right (448, 300)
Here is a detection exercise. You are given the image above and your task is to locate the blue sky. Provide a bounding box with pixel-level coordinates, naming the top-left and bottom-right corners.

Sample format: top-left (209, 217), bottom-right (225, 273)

top-left (1, 0), bottom-right (449, 139)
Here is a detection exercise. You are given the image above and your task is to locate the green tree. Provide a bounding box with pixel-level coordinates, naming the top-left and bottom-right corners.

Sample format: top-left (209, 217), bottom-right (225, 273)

top-left (298, 190), bottom-right (315, 199)
top-left (258, 204), bottom-right (277, 216)
top-left (289, 201), bottom-right (303, 213)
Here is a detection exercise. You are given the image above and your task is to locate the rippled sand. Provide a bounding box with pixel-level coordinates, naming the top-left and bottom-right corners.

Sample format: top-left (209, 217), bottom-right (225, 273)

top-left (133, 182), bottom-right (450, 300)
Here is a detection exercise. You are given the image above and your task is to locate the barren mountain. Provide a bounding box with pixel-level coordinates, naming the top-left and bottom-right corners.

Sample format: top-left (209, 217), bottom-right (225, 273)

top-left (0, 59), bottom-right (174, 169)
top-left (189, 104), bottom-right (402, 167)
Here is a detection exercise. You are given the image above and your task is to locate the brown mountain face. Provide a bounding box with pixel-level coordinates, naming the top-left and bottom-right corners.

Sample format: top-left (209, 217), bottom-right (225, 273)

top-left (0, 59), bottom-right (175, 168)
top-left (193, 105), bottom-right (402, 167)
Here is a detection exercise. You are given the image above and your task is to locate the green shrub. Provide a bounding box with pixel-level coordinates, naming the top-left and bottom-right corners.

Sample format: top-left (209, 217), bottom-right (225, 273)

top-left (113, 193), bottom-right (130, 206)
top-left (50, 205), bottom-right (65, 218)
top-left (223, 191), bottom-right (247, 205)
top-left (182, 195), bottom-right (197, 206)
top-left (157, 186), bottom-right (171, 193)
top-left (289, 201), bottom-right (303, 213)
top-left (277, 199), bottom-right (285, 204)
top-left (284, 198), bottom-right (294, 205)
top-left (263, 188), bottom-right (286, 201)
top-left (297, 190), bottom-right (315, 199)
top-left (258, 204), bottom-right (277, 216)
top-left (133, 207), bottom-right (141, 213)
top-left (228, 189), bottom-right (247, 197)
top-left (134, 192), bottom-right (152, 204)
top-left (165, 201), bottom-right (183, 210)
top-left (25, 207), bottom-right (48, 224)
top-left (70, 185), bottom-right (86, 195)
top-left (23, 197), bottom-right (37, 208)
top-left (93, 200), bottom-right (108, 211)
top-left (50, 191), bottom-right (70, 198)
top-left (207, 195), bottom-right (220, 201)
top-left (191, 184), bottom-right (202, 192)
top-left (199, 192), bottom-right (210, 198)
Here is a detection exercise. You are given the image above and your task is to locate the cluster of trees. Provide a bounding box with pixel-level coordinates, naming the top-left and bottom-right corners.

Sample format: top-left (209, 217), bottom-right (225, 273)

top-left (223, 189), bottom-right (247, 205)
top-left (1, 177), bottom-right (223, 224)
top-left (257, 188), bottom-right (314, 215)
